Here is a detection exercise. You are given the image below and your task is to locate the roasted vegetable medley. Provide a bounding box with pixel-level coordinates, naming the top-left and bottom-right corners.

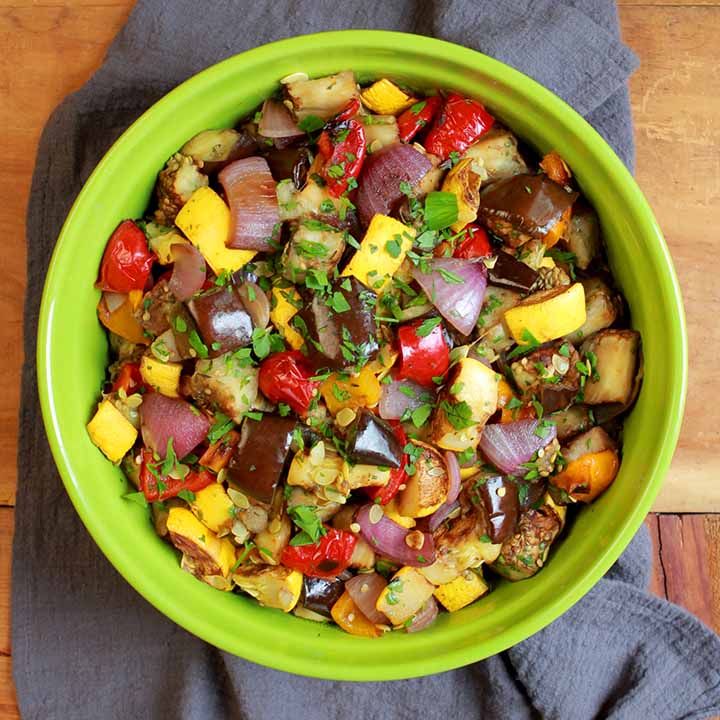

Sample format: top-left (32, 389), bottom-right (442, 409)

top-left (87, 71), bottom-right (642, 636)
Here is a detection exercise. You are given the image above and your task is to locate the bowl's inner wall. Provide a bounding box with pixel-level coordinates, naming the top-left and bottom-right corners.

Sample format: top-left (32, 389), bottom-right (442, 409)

top-left (41, 35), bottom-right (683, 679)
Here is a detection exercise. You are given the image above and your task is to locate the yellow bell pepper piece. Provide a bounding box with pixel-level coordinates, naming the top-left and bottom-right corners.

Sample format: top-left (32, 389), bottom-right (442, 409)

top-left (270, 286), bottom-right (304, 350)
top-left (320, 366), bottom-right (381, 415)
top-left (189, 483), bottom-right (234, 533)
top-left (504, 283), bottom-right (586, 345)
top-left (360, 79), bottom-right (418, 116)
top-left (433, 569), bottom-right (489, 612)
top-left (342, 214), bottom-right (415, 291)
top-left (175, 187), bottom-right (255, 275)
top-left (367, 345), bottom-right (399, 380)
top-left (441, 158), bottom-right (482, 233)
top-left (140, 355), bottom-right (182, 397)
top-left (87, 399), bottom-right (138, 463)
top-left (166, 507), bottom-right (236, 578)
top-left (331, 590), bottom-right (383, 638)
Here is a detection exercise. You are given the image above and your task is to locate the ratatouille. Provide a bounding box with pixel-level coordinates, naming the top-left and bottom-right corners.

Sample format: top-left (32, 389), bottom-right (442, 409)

top-left (87, 71), bottom-right (642, 635)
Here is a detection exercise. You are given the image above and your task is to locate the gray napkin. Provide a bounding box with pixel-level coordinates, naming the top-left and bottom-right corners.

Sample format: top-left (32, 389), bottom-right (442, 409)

top-left (13, 1), bottom-right (720, 719)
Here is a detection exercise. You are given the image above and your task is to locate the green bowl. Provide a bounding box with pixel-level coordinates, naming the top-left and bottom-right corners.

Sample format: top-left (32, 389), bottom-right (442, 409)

top-left (38, 31), bottom-right (687, 680)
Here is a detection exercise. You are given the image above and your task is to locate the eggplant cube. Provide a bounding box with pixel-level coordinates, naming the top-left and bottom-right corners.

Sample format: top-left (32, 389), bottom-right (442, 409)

top-left (227, 414), bottom-right (297, 504)
top-left (581, 329), bottom-right (641, 405)
top-left (188, 286), bottom-right (253, 358)
top-left (347, 408), bottom-right (402, 469)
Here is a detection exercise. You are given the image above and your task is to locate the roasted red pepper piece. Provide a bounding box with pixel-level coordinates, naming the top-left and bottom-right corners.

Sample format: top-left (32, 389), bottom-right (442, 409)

top-left (111, 362), bottom-right (144, 395)
top-left (139, 449), bottom-right (215, 502)
top-left (453, 224), bottom-right (492, 259)
top-left (424, 93), bottom-right (495, 160)
top-left (96, 220), bottom-right (155, 293)
top-left (258, 351), bottom-right (320, 415)
top-left (396, 320), bottom-right (450, 387)
top-left (397, 95), bottom-right (442, 143)
top-left (366, 421), bottom-right (408, 505)
top-left (280, 527), bottom-right (357, 578)
top-left (317, 104), bottom-right (367, 198)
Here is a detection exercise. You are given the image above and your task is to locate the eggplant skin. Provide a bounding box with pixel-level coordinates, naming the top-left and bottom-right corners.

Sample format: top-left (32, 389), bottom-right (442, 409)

top-left (478, 174), bottom-right (577, 247)
top-left (298, 276), bottom-right (379, 370)
top-left (477, 475), bottom-right (520, 544)
top-left (347, 409), bottom-right (403, 468)
top-left (226, 414), bottom-right (297, 504)
top-left (188, 286), bottom-right (253, 358)
top-left (300, 575), bottom-right (347, 618)
top-left (489, 502), bottom-right (563, 581)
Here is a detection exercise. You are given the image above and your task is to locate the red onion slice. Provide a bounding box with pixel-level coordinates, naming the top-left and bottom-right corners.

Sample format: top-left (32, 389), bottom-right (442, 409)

top-left (168, 243), bottom-right (206, 301)
top-left (378, 376), bottom-right (429, 420)
top-left (140, 393), bottom-right (210, 460)
top-left (258, 98), bottom-right (303, 139)
top-left (345, 573), bottom-right (388, 625)
top-left (443, 450), bottom-right (462, 504)
top-left (219, 157), bottom-right (279, 251)
top-left (412, 258), bottom-right (487, 336)
top-left (427, 499), bottom-right (460, 533)
top-left (356, 504), bottom-right (435, 567)
top-left (479, 419), bottom-right (557, 476)
top-left (405, 596), bottom-right (438, 633)
top-left (356, 144), bottom-right (432, 227)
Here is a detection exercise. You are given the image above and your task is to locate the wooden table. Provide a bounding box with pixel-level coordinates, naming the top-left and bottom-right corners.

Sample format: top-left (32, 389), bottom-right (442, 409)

top-left (1, 2), bottom-right (718, 716)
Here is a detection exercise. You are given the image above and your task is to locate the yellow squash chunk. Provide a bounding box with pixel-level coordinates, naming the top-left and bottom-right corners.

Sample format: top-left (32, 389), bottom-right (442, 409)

top-left (376, 566), bottom-right (435, 626)
top-left (433, 569), bottom-right (489, 612)
top-left (97, 293), bottom-right (148, 345)
top-left (189, 483), bottom-right (234, 533)
top-left (140, 355), bottom-right (182, 397)
top-left (320, 366), bottom-right (382, 415)
top-left (504, 283), bottom-right (586, 345)
top-left (166, 507), bottom-right (236, 578)
top-left (551, 449), bottom-right (620, 503)
top-left (342, 214), bottom-right (415, 291)
top-left (175, 187), bottom-right (255, 275)
top-left (331, 590), bottom-right (383, 638)
top-left (232, 564), bottom-right (303, 612)
top-left (360, 78), bottom-right (418, 115)
top-left (431, 358), bottom-right (499, 452)
top-left (396, 441), bottom-right (449, 518)
top-left (384, 498), bottom-right (416, 528)
top-left (269, 286), bottom-right (304, 350)
top-left (87, 399), bottom-right (138, 463)
top-left (441, 158), bottom-right (482, 233)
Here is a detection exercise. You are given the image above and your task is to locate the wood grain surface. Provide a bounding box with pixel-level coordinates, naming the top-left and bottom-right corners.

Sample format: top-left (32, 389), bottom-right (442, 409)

top-left (0, 2), bottom-right (718, 718)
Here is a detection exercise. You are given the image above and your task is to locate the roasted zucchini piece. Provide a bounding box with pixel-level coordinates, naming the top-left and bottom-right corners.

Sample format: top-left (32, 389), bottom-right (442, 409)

top-left (580, 329), bottom-right (641, 405)
top-left (490, 498), bottom-right (565, 581)
top-left (566, 278), bottom-right (621, 345)
top-left (564, 203), bottom-right (601, 270)
top-left (281, 221), bottom-right (346, 284)
top-left (462, 127), bottom-right (528, 182)
top-left (285, 70), bottom-right (359, 121)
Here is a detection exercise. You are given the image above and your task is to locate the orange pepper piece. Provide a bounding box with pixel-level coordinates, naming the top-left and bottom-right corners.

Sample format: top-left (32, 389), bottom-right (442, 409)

top-left (320, 366), bottom-right (382, 415)
top-left (97, 295), bottom-right (149, 345)
top-left (330, 590), bottom-right (382, 638)
top-left (552, 449), bottom-right (619, 503)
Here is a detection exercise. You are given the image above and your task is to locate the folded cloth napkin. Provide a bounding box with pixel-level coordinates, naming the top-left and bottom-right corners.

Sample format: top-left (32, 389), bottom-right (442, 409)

top-left (12, 1), bottom-right (720, 718)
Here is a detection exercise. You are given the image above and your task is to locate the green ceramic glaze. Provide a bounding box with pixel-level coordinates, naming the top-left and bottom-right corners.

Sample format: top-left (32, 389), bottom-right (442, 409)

top-left (37, 31), bottom-right (687, 680)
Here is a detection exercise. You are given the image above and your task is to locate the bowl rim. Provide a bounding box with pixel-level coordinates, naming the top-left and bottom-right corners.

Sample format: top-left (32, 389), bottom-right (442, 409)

top-left (37, 29), bottom-right (688, 680)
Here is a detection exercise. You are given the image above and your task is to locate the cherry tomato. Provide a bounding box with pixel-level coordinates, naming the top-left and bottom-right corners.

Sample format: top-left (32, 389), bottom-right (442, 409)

top-left (139, 449), bottom-right (215, 502)
top-left (424, 93), bottom-right (495, 160)
top-left (366, 422), bottom-right (408, 505)
top-left (258, 351), bottom-right (320, 415)
top-left (280, 528), bottom-right (357, 578)
top-left (111, 362), bottom-right (144, 395)
top-left (317, 102), bottom-right (367, 197)
top-left (397, 95), bottom-right (442, 143)
top-left (396, 320), bottom-right (450, 387)
top-left (96, 220), bottom-right (155, 293)
top-left (454, 224), bottom-right (492, 259)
